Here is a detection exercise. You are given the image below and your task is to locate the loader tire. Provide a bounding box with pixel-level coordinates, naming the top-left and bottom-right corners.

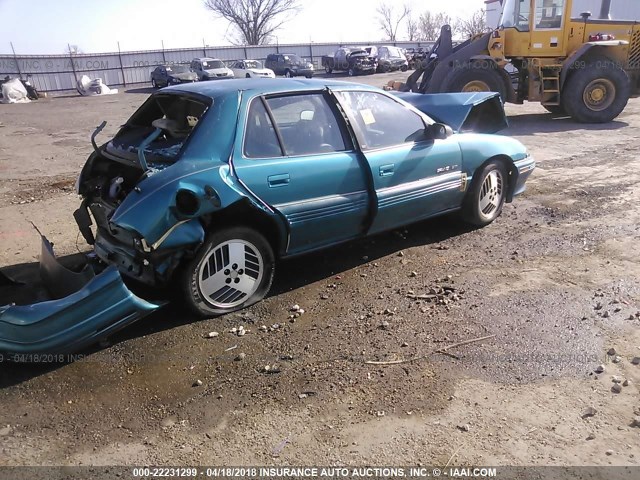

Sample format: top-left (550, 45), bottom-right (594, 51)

top-left (445, 62), bottom-right (507, 102)
top-left (562, 58), bottom-right (630, 123)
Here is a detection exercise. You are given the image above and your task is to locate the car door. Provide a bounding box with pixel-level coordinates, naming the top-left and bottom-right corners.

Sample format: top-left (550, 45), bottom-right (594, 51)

top-left (334, 89), bottom-right (464, 234)
top-left (232, 91), bottom-right (370, 255)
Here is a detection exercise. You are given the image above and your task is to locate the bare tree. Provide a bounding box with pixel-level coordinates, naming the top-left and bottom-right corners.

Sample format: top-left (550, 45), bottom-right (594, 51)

top-left (418, 11), bottom-right (455, 41)
top-left (406, 14), bottom-right (419, 42)
top-left (204, 0), bottom-right (300, 45)
top-left (376, 3), bottom-right (411, 42)
top-left (456, 9), bottom-right (488, 38)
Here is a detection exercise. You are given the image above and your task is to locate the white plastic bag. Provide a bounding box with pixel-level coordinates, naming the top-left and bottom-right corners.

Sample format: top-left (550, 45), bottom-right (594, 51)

top-left (1, 78), bottom-right (30, 104)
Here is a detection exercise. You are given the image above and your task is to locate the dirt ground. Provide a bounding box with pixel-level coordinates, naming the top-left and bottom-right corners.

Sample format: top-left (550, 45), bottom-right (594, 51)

top-left (0, 72), bottom-right (639, 471)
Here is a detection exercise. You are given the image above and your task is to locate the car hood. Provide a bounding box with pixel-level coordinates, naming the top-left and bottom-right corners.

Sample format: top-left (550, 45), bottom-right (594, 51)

top-left (170, 72), bottom-right (198, 81)
top-left (393, 91), bottom-right (509, 134)
top-left (203, 68), bottom-right (231, 74)
top-left (248, 68), bottom-right (274, 75)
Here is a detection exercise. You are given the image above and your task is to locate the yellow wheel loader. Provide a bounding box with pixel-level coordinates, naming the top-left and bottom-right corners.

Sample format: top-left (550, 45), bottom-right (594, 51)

top-left (400, 0), bottom-right (640, 123)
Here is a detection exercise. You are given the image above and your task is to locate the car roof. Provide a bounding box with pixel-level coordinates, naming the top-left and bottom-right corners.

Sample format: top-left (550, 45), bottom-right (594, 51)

top-left (162, 78), bottom-right (378, 99)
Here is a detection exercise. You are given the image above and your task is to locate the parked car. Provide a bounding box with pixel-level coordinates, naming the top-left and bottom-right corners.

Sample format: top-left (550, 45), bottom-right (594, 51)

top-left (322, 47), bottom-right (376, 76)
top-left (265, 53), bottom-right (314, 78)
top-left (150, 64), bottom-right (198, 88)
top-left (190, 57), bottom-right (234, 80)
top-left (229, 60), bottom-right (275, 78)
top-left (0, 78), bottom-right (535, 354)
top-left (365, 45), bottom-right (409, 73)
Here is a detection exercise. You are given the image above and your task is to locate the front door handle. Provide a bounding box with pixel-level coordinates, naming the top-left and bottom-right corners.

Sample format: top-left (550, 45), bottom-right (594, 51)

top-left (268, 173), bottom-right (290, 187)
top-left (379, 164), bottom-right (395, 177)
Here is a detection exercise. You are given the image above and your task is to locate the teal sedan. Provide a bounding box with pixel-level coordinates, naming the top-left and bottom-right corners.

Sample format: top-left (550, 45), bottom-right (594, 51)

top-left (0, 79), bottom-right (534, 354)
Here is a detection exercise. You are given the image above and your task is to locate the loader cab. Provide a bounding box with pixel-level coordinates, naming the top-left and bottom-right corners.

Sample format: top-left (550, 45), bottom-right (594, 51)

top-left (499, 0), bottom-right (568, 56)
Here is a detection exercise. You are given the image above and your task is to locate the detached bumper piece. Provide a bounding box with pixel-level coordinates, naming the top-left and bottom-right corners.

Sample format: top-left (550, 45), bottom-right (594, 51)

top-left (0, 234), bottom-right (161, 357)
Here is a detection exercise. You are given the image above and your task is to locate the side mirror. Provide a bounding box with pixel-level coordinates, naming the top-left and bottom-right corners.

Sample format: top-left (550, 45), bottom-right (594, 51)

top-left (427, 122), bottom-right (453, 140)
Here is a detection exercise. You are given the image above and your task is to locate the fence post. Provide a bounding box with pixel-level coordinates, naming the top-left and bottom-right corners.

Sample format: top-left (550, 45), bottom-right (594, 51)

top-left (203, 38), bottom-right (207, 57)
top-left (67, 43), bottom-right (78, 87)
top-left (117, 41), bottom-right (127, 87)
top-left (243, 46), bottom-right (248, 59)
top-left (309, 43), bottom-right (313, 63)
top-left (10, 42), bottom-right (22, 79)
top-left (161, 40), bottom-right (166, 63)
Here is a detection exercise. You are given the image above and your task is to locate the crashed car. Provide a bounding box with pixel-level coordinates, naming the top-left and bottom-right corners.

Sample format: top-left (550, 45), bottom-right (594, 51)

top-left (0, 79), bottom-right (535, 355)
top-left (150, 64), bottom-right (198, 88)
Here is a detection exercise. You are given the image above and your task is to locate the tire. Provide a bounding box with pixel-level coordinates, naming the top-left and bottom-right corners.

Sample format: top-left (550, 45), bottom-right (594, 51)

top-left (562, 58), bottom-right (631, 123)
top-left (284, 70), bottom-right (293, 78)
top-left (305, 74), bottom-right (313, 79)
top-left (181, 227), bottom-right (275, 317)
top-left (462, 160), bottom-right (508, 227)
top-left (325, 65), bottom-right (333, 74)
top-left (151, 79), bottom-right (158, 89)
top-left (348, 68), bottom-right (355, 77)
top-left (401, 65), bottom-right (408, 72)
top-left (445, 62), bottom-right (507, 102)
top-left (246, 73), bottom-right (251, 78)
top-left (543, 104), bottom-right (566, 115)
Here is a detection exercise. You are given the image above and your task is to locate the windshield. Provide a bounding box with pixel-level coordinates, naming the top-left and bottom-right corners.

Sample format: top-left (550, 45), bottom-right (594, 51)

top-left (203, 60), bottom-right (224, 69)
top-left (245, 60), bottom-right (262, 69)
top-left (381, 46), bottom-right (403, 59)
top-left (284, 55), bottom-right (302, 63)
top-left (500, 0), bottom-right (531, 30)
top-left (166, 65), bottom-right (190, 74)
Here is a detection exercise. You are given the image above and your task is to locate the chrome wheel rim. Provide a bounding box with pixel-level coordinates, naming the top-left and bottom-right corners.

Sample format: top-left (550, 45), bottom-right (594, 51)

top-left (478, 169), bottom-right (504, 221)
top-left (197, 240), bottom-right (264, 309)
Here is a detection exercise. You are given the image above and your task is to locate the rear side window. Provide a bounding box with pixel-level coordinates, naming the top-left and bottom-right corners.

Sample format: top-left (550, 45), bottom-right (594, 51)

top-left (266, 94), bottom-right (347, 156)
top-left (337, 91), bottom-right (426, 150)
top-left (244, 99), bottom-right (282, 158)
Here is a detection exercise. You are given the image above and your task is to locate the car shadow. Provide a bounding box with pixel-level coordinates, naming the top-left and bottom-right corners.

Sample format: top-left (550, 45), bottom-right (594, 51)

top-left (0, 213), bottom-right (474, 387)
top-left (124, 86), bottom-right (155, 94)
top-left (506, 113), bottom-right (628, 136)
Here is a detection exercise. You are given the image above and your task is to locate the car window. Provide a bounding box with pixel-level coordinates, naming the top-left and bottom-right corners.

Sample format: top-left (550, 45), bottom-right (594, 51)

top-left (244, 99), bottom-right (283, 158)
top-left (266, 94), bottom-right (348, 156)
top-left (337, 91), bottom-right (427, 150)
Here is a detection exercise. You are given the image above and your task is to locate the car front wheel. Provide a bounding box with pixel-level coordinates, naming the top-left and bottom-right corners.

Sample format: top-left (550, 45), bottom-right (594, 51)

top-left (462, 160), bottom-right (507, 226)
top-left (151, 79), bottom-right (158, 89)
top-left (284, 70), bottom-right (293, 78)
top-left (182, 227), bottom-right (275, 317)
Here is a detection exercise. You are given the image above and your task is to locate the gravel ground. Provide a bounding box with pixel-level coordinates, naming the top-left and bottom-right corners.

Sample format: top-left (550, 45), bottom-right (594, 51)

top-left (0, 72), bottom-right (639, 469)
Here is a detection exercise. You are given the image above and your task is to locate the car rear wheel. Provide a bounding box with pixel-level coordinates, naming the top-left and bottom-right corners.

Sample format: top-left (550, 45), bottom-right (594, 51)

top-left (151, 79), bottom-right (158, 89)
top-left (182, 227), bottom-right (275, 317)
top-left (462, 160), bottom-right (507, 226)
top-left (284, 70), bottom-right (293, 78)
top-left (246, 73), bottom-right (251, 78)
top-left (325, 66), bottom-right (333, 74)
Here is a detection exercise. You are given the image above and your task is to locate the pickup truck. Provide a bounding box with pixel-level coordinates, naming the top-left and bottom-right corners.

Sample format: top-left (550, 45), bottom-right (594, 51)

top-left (322, 47), bottom-right (376, 76)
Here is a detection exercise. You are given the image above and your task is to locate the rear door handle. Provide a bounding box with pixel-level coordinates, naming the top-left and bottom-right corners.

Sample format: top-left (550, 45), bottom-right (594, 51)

top-left (268, 173), bottom-right (290, 187)
top-left (379, 164), bottom-right (395, 177)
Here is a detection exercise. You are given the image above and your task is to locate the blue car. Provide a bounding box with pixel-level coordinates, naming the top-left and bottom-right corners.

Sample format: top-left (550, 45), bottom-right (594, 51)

top-left (0, 79), bottom-right (535, 355)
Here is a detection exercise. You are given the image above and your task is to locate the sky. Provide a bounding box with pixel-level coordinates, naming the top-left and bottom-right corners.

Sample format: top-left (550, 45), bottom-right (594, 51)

top-left (0, 0), bottom-right (486, 55)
